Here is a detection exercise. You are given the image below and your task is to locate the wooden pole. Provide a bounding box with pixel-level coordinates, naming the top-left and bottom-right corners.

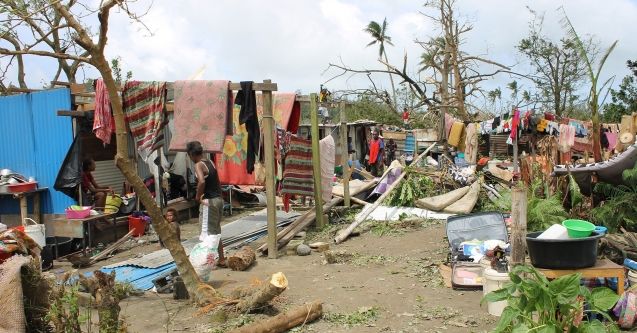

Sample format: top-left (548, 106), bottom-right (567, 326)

top-left (310, 93), bottom-right (325, 228)
top-left (263, 79), bottom-right (278, 259)
top-left (339, 101), bottom-right (350, 207)
top-left (510, 184), bottom-right (527, 266)
top-left (334, 143), bottom-right (436, 244)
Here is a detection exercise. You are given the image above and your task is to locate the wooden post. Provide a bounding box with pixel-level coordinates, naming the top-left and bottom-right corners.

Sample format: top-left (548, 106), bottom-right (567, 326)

top-left (510, 184), bottom-right (527, 266)
top-left (33, 192), bottom-right (41, 224)
top-left (263, 80), bottom-right (278, 259)
top-left (339, 101), bottom-right (350, 207)
top-left (19, 195), bottom-right (27, 226)
top-left (310, 94), bottom-right (325, 228)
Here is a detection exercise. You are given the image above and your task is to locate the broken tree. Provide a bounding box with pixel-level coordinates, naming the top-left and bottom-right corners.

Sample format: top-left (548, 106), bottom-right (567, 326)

top-left (0, 0), bottom-right (218, 305)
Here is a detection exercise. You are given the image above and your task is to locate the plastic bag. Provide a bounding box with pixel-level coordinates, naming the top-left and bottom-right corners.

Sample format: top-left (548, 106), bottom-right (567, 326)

top-left (189, 234), bottom-right (220, 278)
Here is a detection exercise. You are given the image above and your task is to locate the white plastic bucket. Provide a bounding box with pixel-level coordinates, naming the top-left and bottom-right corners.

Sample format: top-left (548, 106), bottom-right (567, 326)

top-left (480, 258), bottom-right (492, 277)
top-left (537, 224), bottom-right (569, 240)
top-left (628, 270), bottom-right (637, 286)
top-left (24, 218), bottom-right (45, 248)
top-left (483, 268), bottom-right (511, 316)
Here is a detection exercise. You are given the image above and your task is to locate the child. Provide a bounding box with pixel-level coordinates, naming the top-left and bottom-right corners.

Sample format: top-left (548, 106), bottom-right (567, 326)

top-left (160, 208), bottom-right (181, 248)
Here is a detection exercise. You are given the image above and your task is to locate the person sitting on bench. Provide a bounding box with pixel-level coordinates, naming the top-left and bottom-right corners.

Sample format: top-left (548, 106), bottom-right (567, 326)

top-left (81, 158), bottom-right (113, 210)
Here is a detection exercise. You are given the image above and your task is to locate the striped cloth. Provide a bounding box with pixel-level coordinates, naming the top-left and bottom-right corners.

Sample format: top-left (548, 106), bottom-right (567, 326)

top-left (281, 136), bottom-right (314, 197)
top-left (93, 79), bottom-right (113, 145)
top-left (123, 81), bottom-right (166, 161)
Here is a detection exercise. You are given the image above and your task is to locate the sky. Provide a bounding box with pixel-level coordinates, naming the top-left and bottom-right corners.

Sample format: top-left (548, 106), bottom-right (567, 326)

top-left (4, 0), bottom-right (637, 105)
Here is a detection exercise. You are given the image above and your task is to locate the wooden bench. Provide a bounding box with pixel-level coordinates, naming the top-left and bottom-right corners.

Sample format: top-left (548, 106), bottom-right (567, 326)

top-left (537, 259), bottom-right (625, 295)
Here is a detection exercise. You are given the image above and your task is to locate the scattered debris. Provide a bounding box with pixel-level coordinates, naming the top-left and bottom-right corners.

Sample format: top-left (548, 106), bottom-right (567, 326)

top-left (324, 306), bottom-right (380, 328)
top-left (309, 241), bottom-right (330, 252)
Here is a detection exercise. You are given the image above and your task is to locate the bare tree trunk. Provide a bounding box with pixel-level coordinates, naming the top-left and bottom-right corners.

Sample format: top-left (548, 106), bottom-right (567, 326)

top-left (592, 111), bottom-right (602, 162)
top-left (383, 53), bottom-right (398, 112)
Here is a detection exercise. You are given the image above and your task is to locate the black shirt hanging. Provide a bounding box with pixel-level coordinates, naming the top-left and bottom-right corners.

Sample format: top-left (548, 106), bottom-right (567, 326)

top-left (235, 81), bottom-right (259, 174)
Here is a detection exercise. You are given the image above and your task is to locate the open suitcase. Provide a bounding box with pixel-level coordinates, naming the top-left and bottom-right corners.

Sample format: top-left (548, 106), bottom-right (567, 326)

top-left (446, 212), bottom-right (508, 290)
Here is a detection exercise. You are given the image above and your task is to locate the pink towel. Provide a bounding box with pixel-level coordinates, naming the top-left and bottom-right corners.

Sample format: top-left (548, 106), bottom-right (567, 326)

top-left (169, 80), bottom-right (231, 152)
top-left (606, 132), bottom-right (618, 150)
top-left (93, 79), bottom-right (114, 145)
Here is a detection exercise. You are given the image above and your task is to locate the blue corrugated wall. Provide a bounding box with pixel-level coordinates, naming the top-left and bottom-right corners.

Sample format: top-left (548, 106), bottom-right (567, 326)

top-left (0, 88), bottom-right (74, 214)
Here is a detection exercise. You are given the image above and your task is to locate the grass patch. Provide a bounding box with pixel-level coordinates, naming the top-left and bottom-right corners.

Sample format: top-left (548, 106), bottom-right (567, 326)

top-left (367, 218), bottom-right (442, 237)
top-left (350, 254), bottom-right (396, 267)
top-left (324, 306), bottom-right (380, 328)
top-left (209, 314), bottom-right (255, 333)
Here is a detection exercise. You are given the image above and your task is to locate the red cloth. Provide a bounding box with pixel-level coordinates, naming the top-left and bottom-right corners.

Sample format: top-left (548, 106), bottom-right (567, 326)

top-left (369, 139), bottom-right (381, 165)
top-left (402, 111), bottom-right (409, 121)
top-left (509, 109), bottom-right (521, 140)
top-left (93, 79), bottom-right (114, 145)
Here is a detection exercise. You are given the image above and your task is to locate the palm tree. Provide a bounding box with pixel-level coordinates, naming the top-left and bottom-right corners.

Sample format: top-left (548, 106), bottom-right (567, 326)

top-left (365, 18), bottom-right (398, 112)
top-left (561, 10), bottom-right (617, 162)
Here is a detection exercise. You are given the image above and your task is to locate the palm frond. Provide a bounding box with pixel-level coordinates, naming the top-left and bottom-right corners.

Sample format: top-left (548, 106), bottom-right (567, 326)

top-left (559, 9), bottom-right (593, 79)
top-left (623, 162), bottom-right (637, 187)
top-left (568, 175), bottom-right (583, 209)
top-left (596, 40), bottom-right (618, 80)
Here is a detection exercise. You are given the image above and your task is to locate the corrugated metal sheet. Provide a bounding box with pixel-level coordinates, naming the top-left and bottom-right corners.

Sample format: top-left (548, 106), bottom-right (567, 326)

top-left (93, 160), bottom-right (126, 194)
top-left (0, 88), bottom-right (74, 214)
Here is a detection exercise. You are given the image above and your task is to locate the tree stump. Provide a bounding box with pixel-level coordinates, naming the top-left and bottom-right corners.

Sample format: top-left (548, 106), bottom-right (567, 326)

top-left (233, 272), bottom-right (288, 313)
top-left (228, 246), bottom-right (256, 271)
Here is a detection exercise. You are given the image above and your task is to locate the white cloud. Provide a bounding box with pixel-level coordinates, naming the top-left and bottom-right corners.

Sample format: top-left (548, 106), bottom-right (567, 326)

top-left (7, 0), bottom-right (637, 103)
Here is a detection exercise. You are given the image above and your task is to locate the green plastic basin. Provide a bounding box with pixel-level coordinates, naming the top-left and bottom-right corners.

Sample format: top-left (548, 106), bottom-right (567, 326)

top-left (562, 219), bottom-right (595, 238)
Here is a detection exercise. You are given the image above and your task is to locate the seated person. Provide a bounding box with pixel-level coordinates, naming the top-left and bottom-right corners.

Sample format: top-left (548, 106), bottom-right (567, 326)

top-left (159, 208), bottom-right (181, 248)
top-left (81, 158), bottom-right (113, 210)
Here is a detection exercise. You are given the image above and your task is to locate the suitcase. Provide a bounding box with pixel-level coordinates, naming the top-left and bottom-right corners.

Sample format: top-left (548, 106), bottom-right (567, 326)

top-left (446, 211), bottom-right (508, 290)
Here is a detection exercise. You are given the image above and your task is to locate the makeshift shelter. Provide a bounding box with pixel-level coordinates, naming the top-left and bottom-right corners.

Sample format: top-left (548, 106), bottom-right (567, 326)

top-left (0, 88), bottom-right (75, 225)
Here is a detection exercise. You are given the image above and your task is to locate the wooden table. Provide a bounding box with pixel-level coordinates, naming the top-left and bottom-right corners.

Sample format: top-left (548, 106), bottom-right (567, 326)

top-left (48, 212), bottom-right (117, 250)
top-left (0, 187), bottom-right (48, 224)
top-left (537, 259), bottom-right (625, 295)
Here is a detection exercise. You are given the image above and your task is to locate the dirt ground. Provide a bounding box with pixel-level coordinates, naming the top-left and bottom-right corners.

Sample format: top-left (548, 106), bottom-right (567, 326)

top-left (53, 210), bottom-right (498, 333)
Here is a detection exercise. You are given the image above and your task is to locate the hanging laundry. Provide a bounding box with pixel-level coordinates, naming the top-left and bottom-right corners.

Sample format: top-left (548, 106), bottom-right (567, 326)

top-left (281, 136), bottom-right (314, 211)
top-left (170, 80), bottom-right (231, 153)
top-left (558, 124), bottom-right (575, 152)
top-left (445, 113), bottom-right (455, 138)
top-left (537, 119), bottom-right (549, 133)
top-left (464, 123), bottom-right (478, 164)
top-left (606, 132), bottom-right (618, 151)
top-left (319, 135), bottom-right (335, 203)
top-left (93, 79), bottom-right (114, 145)
top-left (123, 81), bottom-right (167, 161)
top-left (448, 121), bottom-right (465, 147)
top-left (547, 121), bottom-right (559, 136)
top-left (479, 119), bottom-right (494, 135)
top-left (236, 81), bottom-right (259, 174)
top-left (506, 109), bottom-right (520, 145)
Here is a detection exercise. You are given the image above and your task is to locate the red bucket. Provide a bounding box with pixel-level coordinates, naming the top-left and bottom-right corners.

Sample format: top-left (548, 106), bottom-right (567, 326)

top-left (128, 216), bottom-right (145, 237)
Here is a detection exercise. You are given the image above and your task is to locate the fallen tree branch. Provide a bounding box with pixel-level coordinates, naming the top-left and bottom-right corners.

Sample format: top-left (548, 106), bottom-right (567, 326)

top-left (228, 300), bottom-right (323, 333)
top-left (334, 143), bottom-right (437, 244)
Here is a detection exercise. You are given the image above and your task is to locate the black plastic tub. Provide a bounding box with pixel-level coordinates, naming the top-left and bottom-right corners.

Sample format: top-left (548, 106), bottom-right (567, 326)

top-left (46, 236), bottom-right (73, 259)
top-left (526, 232), bottom-right (604, 269)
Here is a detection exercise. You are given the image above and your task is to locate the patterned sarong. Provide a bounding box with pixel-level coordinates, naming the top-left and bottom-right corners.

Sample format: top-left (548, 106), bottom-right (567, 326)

top-left (123, 81), bottom-right (166, 160)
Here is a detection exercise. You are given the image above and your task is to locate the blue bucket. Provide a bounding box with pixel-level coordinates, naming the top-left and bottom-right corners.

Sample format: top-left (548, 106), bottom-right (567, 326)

top-left (594, 226), bottom-right (607, 235)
